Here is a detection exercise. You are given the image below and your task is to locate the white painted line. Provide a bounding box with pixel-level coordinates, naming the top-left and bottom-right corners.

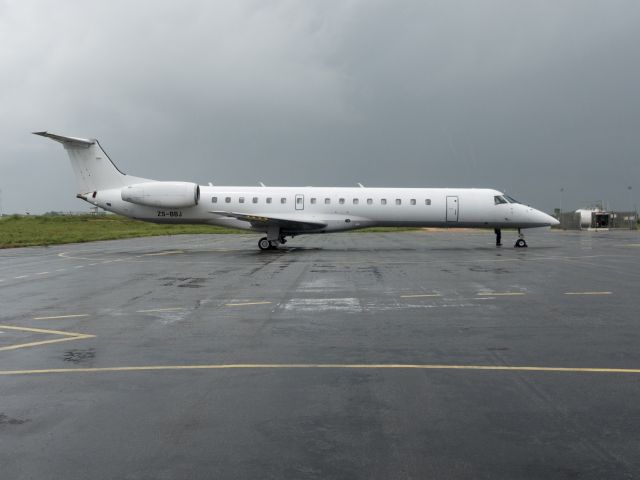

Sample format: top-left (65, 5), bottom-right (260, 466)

top-left (140, 251), bottom-right (184, 257)
top-left (33, 314), bottom-right (90, 320)
top-left (137, 307), bottom-right (186, 313)
top-left (477, 292), bottom-right (526, 296)
top-left (35, 272), bottom-right (49, 275)
top-left (226, 301), bottom-right (273, 307)
top-left (400, 294), bottom-right (441, 298)
top-left (564, 291), bottom-right (612, 296)
top-left (88, 263), bottom-right (99, 266)
top-left (75, 266), bottom-right (84, 269)
top-left (55, 268), bottom-right (66, 272)
top-left (14, 275), bottom-right (29, 279)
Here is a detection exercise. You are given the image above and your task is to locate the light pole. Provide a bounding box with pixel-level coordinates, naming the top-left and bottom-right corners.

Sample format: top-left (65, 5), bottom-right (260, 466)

top-left (559, 187), bottom-right (564, 226)
top-left (629, 186), bottom-right (634, 229)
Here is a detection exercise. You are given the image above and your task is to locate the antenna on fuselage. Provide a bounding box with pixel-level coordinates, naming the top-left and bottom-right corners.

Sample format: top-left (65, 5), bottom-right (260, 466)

top-left (259, 182), bottom-right (266, 187)
top-left (357, 183), bottom-right (365, 188)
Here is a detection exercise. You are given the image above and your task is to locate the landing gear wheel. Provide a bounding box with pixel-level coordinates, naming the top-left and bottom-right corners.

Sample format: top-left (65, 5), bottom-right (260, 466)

top-left (258, 237), bottom-right (271, 251)
top-left (514, 238), bottom-right (527, 248)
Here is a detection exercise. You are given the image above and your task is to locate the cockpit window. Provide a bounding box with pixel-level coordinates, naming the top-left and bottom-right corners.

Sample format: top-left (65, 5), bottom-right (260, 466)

top-left (504, 195), bottom-right (519, 204)
top-left (494, 195), bottom-right (508, 205)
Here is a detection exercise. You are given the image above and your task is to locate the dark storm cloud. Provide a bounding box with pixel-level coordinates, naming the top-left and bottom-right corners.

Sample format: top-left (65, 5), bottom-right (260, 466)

top-left (1, 0), bottom-right (638, 214)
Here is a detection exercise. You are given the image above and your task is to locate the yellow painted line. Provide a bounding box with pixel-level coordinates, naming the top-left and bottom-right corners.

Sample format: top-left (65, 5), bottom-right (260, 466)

top-left (400, 294), bottom-right (442, 298)
top-left (0, 324), bottom-right (95, 352)
top-left (33, 314), bottom-right (90, 320)
top-left (0, 335), bottom-right (95, 352)
top-left (476, 292), bottom-right (526, 296)
top-left (137, 308), bottom-right (186, 313)
top-left (2, 363), bottom-right (640, 376)
top-left (564, 291), bottom-right (612, 296)
top-left (225, 301), bottom-right (273, 307)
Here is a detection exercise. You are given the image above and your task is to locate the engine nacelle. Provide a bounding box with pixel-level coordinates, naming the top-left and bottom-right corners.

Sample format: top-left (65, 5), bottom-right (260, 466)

top-left (121, 182), bottom-right (200, 208)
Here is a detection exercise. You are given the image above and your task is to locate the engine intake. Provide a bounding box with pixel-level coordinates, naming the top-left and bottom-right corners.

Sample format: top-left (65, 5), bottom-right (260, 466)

top-left (121, 182), bottom-right (200, 208)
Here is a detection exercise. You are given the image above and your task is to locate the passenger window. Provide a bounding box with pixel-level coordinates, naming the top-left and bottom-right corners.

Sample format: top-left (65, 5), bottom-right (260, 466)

top-left (225, 197), bottom-right (231, 203)
top-left (353, 198), bottom-right (359, 205)
top-left (296, 197), bottom-right (302, 205)
top-left (212, 197), bottom-right (217, 203)
top-left (281, 197), bottom-right (287, 204)
top-left (239, 197), bottom-right (245, 204)
top-left (252, 197), bottom-right (258, 204)
top-left (325, 198), bottom-right (331, 204)
top-left (339, 198), bottom-right (345, 205)
top-left (381, 199), bottom-right (387, 205)
top-left (396, 199), bottom-right (401, 205)
top-left (410, 199), bottom-right (416, 205)
top-left (266, 197), bottom-right (272, 204)
top-left (367, 198), bottom-right (373, 205)
top-left (310, 198), bottom-right (316, 204)
top-left (425, 199), bottom-right (431, 205)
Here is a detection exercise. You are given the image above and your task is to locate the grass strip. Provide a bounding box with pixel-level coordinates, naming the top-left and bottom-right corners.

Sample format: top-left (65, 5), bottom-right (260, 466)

top-left (0, 214), bottom-right (243, 248)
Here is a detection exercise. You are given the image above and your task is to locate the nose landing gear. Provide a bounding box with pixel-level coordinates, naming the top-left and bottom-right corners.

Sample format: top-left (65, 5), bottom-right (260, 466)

top-left (514, 228), bottom-right (528, 248)
top-left (496, 228), bottom-right (528, 248)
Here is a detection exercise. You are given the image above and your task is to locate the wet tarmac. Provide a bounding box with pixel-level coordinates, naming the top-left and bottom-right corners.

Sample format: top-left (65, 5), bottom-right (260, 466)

top-left (1, 229), bottom-right (639, 479)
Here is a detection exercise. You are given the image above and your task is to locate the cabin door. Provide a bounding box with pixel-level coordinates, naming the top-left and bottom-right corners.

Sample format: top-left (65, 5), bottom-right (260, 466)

top-left (446, 196), bottom-right (459, 222)
top-left (295, 194), bottom-right (304, 210)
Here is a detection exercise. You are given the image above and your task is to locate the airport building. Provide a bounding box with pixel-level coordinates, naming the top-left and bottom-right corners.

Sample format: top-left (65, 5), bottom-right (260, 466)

top-left (554, 207), bottom-right (638, 230)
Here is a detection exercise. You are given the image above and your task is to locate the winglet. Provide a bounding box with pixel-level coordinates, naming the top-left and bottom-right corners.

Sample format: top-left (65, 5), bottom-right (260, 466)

top-left (33, 131), bottom-right (94, 147)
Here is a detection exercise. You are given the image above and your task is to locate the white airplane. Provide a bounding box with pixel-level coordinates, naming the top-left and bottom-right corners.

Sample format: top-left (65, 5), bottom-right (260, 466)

top-left (35, 132), bottom-right (559, 250)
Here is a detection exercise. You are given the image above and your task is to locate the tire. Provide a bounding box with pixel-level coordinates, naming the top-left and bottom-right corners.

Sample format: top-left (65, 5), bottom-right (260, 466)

top-left (515, 238), bottom-right (527, 248)
top-left (258, 237), bottom-right (271, 251)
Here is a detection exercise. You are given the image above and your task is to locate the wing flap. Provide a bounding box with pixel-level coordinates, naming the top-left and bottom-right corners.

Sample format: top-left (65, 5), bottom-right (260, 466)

top-left (210, 211), bottom-right (327, 231)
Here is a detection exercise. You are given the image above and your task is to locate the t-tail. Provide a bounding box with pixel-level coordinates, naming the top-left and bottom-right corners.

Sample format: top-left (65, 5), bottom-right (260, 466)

top-left (33, 131), bottom-right (149, 195)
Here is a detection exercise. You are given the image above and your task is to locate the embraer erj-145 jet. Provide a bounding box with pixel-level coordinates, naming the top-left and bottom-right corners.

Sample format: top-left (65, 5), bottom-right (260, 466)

top-left (35, 132), bottom-right (559, 250)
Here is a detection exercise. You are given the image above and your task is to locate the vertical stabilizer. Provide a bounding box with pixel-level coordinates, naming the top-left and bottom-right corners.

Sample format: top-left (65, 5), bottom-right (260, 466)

top-left (34, 132), bottom-right (148, 193)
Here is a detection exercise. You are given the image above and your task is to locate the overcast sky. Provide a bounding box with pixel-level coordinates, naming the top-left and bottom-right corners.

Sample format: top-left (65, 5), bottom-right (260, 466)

top-left (1, 0), bottom-right (639, 214)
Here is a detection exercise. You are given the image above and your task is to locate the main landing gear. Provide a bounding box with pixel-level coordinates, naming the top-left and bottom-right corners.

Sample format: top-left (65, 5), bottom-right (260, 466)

top-left (494, 228), bottom-right (528, 248)
top-left (258, 235), bottom-right (287, 251)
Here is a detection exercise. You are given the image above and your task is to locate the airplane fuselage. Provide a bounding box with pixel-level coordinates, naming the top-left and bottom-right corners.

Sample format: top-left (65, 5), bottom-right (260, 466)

top-left (85, 186), bottom-right (555, 233)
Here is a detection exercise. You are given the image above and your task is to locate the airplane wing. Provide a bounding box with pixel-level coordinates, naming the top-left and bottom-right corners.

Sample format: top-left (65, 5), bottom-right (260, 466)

top-left (209, 211), bottom-right (327, 231)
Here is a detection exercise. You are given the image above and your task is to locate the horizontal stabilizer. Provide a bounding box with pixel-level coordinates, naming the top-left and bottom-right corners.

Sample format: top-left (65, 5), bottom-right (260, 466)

top-left (33, 131), bottom-right (94, 147)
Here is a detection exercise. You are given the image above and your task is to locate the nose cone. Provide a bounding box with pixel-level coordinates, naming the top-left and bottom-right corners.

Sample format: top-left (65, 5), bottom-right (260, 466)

top-left (536, 209), bottom-right (559, 226)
